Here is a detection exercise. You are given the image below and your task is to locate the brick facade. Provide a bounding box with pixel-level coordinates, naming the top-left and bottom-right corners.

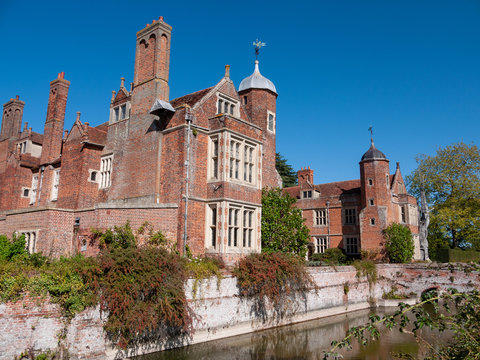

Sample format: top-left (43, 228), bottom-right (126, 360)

top-left (285, 142), bottom-right (420, 260)
top-left (0, 18), bottom-right (280, 264)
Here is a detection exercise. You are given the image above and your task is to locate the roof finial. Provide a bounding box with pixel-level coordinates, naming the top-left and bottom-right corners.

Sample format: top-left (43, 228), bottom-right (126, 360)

top-left (253, 39), bottom-right (266, 60)
top-left (368, 125), bottom-right (374, 145)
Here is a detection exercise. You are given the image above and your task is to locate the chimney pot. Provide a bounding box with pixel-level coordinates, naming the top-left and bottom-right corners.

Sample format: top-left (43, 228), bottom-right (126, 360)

top-left (76, 112), bottom-right (81, 121)
top-left (58, 72), bottom-right (65, 79)
top-left (120, 77), bottom-right (125, 88)
top-left (225, 65), bottom-right (230, 78)
top-left (159, 16), bottom-right (163, 21)
top-left (15, 95), bottom-right (19, 100)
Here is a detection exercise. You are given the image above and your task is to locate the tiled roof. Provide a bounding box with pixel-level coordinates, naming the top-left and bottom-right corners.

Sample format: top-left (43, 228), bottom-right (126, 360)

top-left (170, 87), bottom-right (213, 108)
top-left (85, 126), bottom-right (107, 146)
top-left (284, 179), bottom-right (361, 198)
top-left (30, 132), bottom-right (43, 145)
top-left (19, 153), bottom-right (40, 168)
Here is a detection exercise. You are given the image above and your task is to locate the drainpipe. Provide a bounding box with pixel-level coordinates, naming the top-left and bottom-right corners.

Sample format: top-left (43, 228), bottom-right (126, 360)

top-left (183, 109), bottom-right (194, 256)
top-left (326, 201), bottom-right (330, 247)
top-left (37, 165), bottom-right (46, 205)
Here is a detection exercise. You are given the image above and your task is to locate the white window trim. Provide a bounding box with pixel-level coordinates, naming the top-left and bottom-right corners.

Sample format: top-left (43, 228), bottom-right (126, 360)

top-left (18, 230), bottom-right (38, 254)
top-left (314, 209), bottom-right (327, 226)
top-left (99, 154), bottom-right (113, 189)
top-left (205, 203), bottom-right (219, 250)
top-left (51, 169), bottom-right (60, 201)
top-left (313, 236), bottom-right (329, 254)
top-left (226, 204), bottom-right (257, 252)
top-left (216, 92), bottom-right (240, 118)
top-left (30, 175), bottom-right (38, 205)
top-left (88, 169), bottom-right (99, 183)
top-left (267, 110), bottom-right (276, 134)
top-left (208, 136), bottom-right (220, 181)
top-left (228, 135), bottom-right (257, 187)
top-left (21, 187), bottom-right (30, 198)
top-left (302, 190), bottom-right (313, 199)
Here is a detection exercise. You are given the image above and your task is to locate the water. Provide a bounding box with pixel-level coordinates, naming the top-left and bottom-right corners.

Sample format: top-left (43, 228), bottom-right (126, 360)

top-left (138, 308), bottom-right (451, 360)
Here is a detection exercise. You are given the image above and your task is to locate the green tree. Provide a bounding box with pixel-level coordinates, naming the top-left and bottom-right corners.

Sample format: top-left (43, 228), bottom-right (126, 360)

top-left (276, 152), bottom-right (297, 188)
top-left (383, 223), bottom-right (414, 263)
top-left (261, 188), bottom-right (310, 257)
top-left (0, 234), bottom-right (27, 261)
top-left (406, 142), bottom-right (480, 249)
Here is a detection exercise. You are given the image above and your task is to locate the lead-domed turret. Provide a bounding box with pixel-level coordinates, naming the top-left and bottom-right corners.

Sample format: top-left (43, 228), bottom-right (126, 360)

top-left (238, 60), bottom-right (277, 94)
top-left (361, 139), bottom-right (387, 161)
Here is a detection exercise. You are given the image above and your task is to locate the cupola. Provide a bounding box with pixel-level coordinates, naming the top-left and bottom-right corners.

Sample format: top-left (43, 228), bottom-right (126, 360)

top-left (238, 60), bottom-right (277, 94)
top-left (361, 139), bottom-right (387, 161)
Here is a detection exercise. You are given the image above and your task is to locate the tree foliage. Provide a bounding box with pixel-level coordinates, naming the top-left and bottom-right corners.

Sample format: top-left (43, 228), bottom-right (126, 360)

top-left (276, 152), bottom-right (297, 188)
top-left (261, 188), bottom-right (310, 257)
top-left (0, 234), bottom-right (27, 261)
top-left (324, 287), bottom-right (480, 360)
top-left (406, 142), bottom-right (480, 249)
top-left (383, 223), bottom-right (414, 263)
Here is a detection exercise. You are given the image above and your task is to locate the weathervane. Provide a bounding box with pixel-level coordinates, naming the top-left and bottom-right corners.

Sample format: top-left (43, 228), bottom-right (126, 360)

top-left (368, 125), bottom-right (374, 143)
top-left (253, 39), bottom-right (266, 60)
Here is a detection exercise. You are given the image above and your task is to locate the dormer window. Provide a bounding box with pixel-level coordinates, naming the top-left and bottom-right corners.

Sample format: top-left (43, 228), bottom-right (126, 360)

top-left (18, 141), bottom-right (27, 154)
top-left (216, 93), bottom-right (239, 117)
top-left (303, 190), bottom-right (312, 199)
top-left (110, 102), bottom-right (130, 123)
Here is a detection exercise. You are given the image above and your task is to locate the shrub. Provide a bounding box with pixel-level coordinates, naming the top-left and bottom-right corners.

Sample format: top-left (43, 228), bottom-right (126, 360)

top-left (185, 255), bottom-right (224, 298)
top-left (383, 223), bottom-right (414, 263)
top-left (0, 234), bottom-right (27, 261)
top-left (353, 260), bottom-right (377, 285)
top-left (91, 222), bottom-right (136, 250)
top-left (311, 248), bottom-right (347, 265)
top-left (233, 252), bottom-right (315, 321)
top-left (96, 246), bottom-right (192, 349)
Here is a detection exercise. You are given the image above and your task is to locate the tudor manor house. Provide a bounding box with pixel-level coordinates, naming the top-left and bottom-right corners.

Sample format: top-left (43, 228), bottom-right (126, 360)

top-left (0, 18), bottom-right (421, 262)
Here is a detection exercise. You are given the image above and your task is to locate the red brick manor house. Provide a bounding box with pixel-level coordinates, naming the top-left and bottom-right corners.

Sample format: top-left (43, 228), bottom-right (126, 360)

top-left (0, 18), bottom-right (420, 261)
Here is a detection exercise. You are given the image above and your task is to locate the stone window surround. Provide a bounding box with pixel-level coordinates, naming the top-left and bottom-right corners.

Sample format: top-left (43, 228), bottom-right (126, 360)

top-left (226, 203), bottom-right (257, 252)
top-left (88, 169), bottom-right (99, 183)
top-left (267, 110), bottom-right (276, 134)
top-left (109, 101), bottom-right (131, 124)
top-left (30, 174), bottom-right (39, 205)
top-left (228, 135), bottom-right (258, 187)
top-left (50, 169), bottom-right (60, 201)
top-left (21, 187), bottom-right (30, 198)
top-left (208, 136), bottom-right (219, 181)
top-left (344, 235), bottom-right (359, 255)
top-left (99, 154), bottom-right (113, 189)
top-left (343, 207), bottom-right (357, 225)
top-left (314, 209), bottom-right (327, 226)
top-left (216, 92), bottom-right (240, 118)
top-left (17, 230), bottom-right (38, 254)
top-left (205, 203), bottom-right (218, 250)
top-left (313, 236), bottom-right (329, 254)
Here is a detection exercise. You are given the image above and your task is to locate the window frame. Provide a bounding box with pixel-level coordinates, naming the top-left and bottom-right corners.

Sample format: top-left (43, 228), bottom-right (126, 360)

top-left (344, 207), bottom-right (357, 225)
top-left (208, 136), bottom-right (220, 181)
top-left (314, 209), bottom-right (327, 226)
top-left (99, 154), bottom-right (113, 189)
top-left (345, 236), bottom-right (359, 255)
top-left (267, 110), bottom-right (276, 133)
top-left (30, 175), bottom-right (38, 205)
top-left (51, 169), bottom-right (60, 201)
top-left (110, 102), bottom-right (131, 123)
top-left (228, 136), bottom-right (257, 186)
top-left (314, 236), bottom-right (329, 254)
top-left (216, 93), bottom-right (239, 118)
top-left (227, 204), bottom-right (257, 250)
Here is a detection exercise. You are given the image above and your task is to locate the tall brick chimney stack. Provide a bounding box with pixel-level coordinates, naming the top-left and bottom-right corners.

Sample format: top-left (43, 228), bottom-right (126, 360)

top-left (297, 167), bottom-right (314, 186)
top-left (0, 95), bottom-right (25, 140)
top-left (131, 16), bottom-right (172, 114)
top-left (40, 72), bottom-right (70, 164)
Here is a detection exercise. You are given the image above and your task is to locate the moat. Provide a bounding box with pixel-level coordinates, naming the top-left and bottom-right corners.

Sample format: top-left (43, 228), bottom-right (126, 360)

top-left (138, 307), bottom-right (449, 360)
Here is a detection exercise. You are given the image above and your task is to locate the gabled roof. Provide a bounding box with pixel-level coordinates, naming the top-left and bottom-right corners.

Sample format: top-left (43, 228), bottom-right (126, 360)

top-left (284, 179), bottom-right (361, 198)
top-left (85, 126), bottom-right (107, 146)
top-left (19, 153), bottom-right (40, 168)
top-left (170, 87), bottom-right (213, 108)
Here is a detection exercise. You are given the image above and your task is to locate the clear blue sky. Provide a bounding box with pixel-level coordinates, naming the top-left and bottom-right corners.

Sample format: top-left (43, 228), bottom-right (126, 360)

top-left (1, 0), bottom-right (479, 184)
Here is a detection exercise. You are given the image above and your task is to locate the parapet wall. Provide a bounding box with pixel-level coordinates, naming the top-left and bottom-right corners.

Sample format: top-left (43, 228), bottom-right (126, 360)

top-left (0, 264), bottom-right (478, 359)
